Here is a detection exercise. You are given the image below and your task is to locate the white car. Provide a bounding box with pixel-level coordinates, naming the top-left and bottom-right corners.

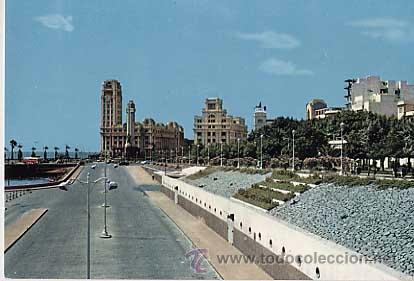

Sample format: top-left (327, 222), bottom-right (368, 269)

top-left (91, 164), bottom-right (96, 169)
top-left (114, 164), bottom-right (118, 168)
top-left (109, 181), bottom-right (118, 190)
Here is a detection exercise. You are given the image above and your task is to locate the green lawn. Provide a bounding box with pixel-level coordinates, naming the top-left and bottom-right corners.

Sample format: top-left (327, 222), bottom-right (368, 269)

top-left (233, 185), bottom-right (295, 210)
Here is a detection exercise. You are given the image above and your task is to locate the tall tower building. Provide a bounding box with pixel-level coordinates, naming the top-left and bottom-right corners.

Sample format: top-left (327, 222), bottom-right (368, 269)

top-left (100, 79), bottom-right (184, 158)
top-left (100, 80), bottom-right (122, 153)
top-left (126, 100), bottom-right (136, 147)
top-left (254, 102), bottom-right (267, 131)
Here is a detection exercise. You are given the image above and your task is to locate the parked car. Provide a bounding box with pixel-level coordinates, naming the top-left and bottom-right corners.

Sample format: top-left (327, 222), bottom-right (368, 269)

top-left (114, 164), bottom-right (118, 168)
top-left (119, 161), bottom-right (129, 166)
top-left (141, 160), bottom-right (149, 165)
top-left (91, 164), bottom-right (96, 169)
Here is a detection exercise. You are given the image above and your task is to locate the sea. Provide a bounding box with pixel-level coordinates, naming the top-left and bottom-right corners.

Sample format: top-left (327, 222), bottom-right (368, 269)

top-left (5, 177), bottom-right (50, 187)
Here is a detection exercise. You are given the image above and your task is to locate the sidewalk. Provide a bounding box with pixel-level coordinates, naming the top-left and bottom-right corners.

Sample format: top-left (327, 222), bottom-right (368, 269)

top-left (146, 191), bottom-right (272, 280)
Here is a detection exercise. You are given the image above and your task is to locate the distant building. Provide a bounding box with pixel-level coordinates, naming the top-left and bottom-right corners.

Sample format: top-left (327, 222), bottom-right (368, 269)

top-left (100, 79), bottom-right (184, 158)
top-left (306, 99), bottom-right (328, 120)
top-left (344, 76), bottom-right (414, 117)
top-left (193, 98), bottom-right (247, 145)
top-left (397, 100), bottom-right (414, 120)
top-left (314, 107), bottom-right (344, 120)
top-left (254, 102), bottom-right (267, 130)
top-left (253, 102), bottom-right (278, 130)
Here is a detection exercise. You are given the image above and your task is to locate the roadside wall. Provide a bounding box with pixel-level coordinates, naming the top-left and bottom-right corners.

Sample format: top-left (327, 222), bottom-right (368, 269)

top-left (142, 166), bottom-right (162, 183)
top-left (162, 175), bottom-right (405, 281)
top-left (5, 163), bottom-right (82, 191)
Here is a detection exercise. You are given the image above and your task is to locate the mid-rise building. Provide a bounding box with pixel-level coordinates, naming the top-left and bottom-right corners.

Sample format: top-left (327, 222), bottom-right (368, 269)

top-left (397, 100), bottom-right (414, 120)
top-left (100, 79), bottom-right (184, 158)
top-left (306, 99), bottom-right (343, 120)
top-left (194, 98), bottom-right (247, 145)
top-left (344, 76), bottom-right (414, 117)
top-left (307, 76), bottom-right (414, 120)
top-left (306, 99), bottom-right (328, 120)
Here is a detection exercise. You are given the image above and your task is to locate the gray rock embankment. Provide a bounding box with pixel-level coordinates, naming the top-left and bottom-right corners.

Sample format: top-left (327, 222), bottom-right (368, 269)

top-left (271, 184), bottom-right (414, 276)
top-left (183, 170), bottom-right (270, 198)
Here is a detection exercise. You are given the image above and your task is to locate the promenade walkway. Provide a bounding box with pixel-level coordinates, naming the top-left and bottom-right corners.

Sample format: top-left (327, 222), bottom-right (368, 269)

top-left (127, 166), bottom-right (272, 280)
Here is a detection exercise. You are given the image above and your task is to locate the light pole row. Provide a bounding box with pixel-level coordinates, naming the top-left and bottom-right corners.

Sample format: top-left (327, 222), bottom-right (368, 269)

top-left (72, 164), bottom-right (115, 279)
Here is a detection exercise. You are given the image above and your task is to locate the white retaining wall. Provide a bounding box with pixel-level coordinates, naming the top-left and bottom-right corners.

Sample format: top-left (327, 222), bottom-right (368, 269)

top-left (162, 175), bottom-right (410, 281)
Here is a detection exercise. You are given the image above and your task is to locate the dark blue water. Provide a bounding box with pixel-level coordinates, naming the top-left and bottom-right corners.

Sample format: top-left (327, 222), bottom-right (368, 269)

top-left (5, 177), bottom-right (50, 187)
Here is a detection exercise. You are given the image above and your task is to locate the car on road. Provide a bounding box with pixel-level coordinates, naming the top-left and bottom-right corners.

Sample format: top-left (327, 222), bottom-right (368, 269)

top-left (140, 160), bottom-right (150, 165)
top-left (119, 161), bottom-right (129, 166)
top-left (109, 181), bottom-right (118, 190)
top-left (114, 164), bottom-right (118, 168)
top-left (91, 164), bottom-right (96, 169)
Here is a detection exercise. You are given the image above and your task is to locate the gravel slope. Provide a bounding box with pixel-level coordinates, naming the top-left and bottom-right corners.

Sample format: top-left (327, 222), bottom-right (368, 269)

top-left (183, 170), bottom-right (270, 198)
top-left (271, 183), bottom-right (414, 276)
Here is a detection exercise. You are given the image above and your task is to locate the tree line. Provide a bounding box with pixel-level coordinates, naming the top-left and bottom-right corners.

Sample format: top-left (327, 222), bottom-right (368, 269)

top-left (187, 111), bottom-right (414, 171)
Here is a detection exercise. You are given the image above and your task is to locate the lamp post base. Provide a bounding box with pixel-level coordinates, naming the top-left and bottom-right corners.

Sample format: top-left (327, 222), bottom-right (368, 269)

top-left (100, 230), bottom-right (112, 239)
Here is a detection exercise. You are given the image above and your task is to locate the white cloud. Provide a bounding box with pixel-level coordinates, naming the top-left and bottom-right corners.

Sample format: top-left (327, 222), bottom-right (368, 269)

top-left (347, 18), bottom-right (412, 42)
top-left (34, 14), bottom-right (74, 32)
top-left (259, 58), bottom-right (313, 76)
top-left (236, 31), bottom-right (300, 49)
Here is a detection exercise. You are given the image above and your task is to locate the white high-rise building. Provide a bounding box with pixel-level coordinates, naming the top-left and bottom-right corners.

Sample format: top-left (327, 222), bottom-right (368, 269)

top-left (254, 102), bottom-right (267, 130)
top-left (345, 76), bottom-right (414, 117)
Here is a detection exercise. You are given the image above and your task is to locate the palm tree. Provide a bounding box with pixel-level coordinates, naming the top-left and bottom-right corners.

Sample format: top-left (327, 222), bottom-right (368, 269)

top-left (65, 145), bottom-right (70, 159)
top-left (54, 147), bottom-right (59, 160)
top-left (43, 146), bottom-right (49, 160)
top-left (17, 144), bottom-right (23, 161)
top-left (9, 139), bottom-right (17, 160)
top-left (74, 148), bottom-right (79, 159)
top-left (31, 147), bottom-right (36, 157)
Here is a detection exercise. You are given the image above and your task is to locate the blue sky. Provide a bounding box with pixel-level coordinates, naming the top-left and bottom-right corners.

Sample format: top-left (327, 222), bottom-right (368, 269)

top-left (5, 0), bottom-right (414, 152)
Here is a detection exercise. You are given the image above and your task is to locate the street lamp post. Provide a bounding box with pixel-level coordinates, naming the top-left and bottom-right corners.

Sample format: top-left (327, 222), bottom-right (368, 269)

top-left (292, 130), bottom-right (296, 171)
top-left (238, 138), bottom-right (242, 168)
top-left (164, 150), bottom-right (167, 175)
top-left (100, 153), bottom-right (111, 239)
top-left (72, 172), bottom-right (111, 279)
top-left (181, 146), bottom-right (184, 165)
top-left (340, 122), bottom-right (345, 176)
top-left (196, 144), bottom-right (200, 166)
top-left (260, 134), bottom-right (263, 170)
top-left (207, 143), bottom-right (210, 166)
top-left (220, 142), bottom-right (223, 167)
top-left (188, 145), bottom-right (191, 165)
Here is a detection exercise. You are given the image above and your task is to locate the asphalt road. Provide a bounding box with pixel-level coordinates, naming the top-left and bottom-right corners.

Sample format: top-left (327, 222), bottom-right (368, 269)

top-left (4, 164), bottom-right (219, 279)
